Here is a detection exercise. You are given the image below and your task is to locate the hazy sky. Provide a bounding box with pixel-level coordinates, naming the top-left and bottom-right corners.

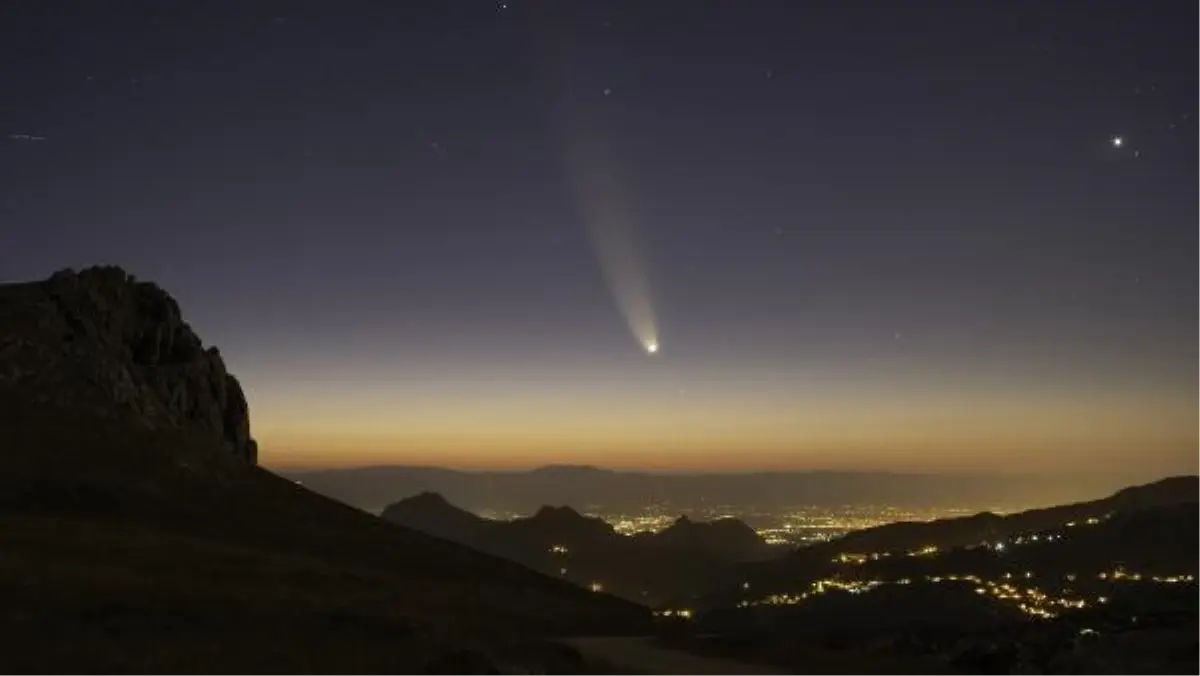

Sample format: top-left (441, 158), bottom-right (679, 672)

top-left (2, 1), bottom-right (1195, 476)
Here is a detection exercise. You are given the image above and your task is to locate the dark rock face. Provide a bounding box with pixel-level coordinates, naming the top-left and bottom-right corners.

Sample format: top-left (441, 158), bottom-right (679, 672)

top-left (0, 265), bottom-right (257, 464)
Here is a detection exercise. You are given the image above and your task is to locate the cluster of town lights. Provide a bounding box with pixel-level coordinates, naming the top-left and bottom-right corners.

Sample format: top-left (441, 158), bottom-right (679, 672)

top-left (738, 568), bottom-right (1194, 620)
top-left (740, 519), bottom-right (1187, 620)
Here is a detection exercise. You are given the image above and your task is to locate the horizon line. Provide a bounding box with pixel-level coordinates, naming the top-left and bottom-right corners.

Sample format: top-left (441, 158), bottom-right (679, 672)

top-left (273, 462), bottom-right (1166, 478)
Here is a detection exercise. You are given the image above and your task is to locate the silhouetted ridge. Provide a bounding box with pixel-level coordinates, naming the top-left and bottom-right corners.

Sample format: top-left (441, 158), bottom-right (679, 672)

top-left (0, 265), bottom-right (256, 464)
top-left (1108, 475), bottom-right (1197, 508)
top-left (652, 515), bottom-right (772, 561)
top-left (380, 493), bottom-right (782, 604)
top-left (403, 491), bottom-right (457, 509)
top-left (521, 506), bottom-right (616, 541)
top-left (379, 492), bottom-right (492, 545)
top-left (531, 505), bottom-right (588, 523)
top-left (382, 491), bottom-right (476, 520)
top-left (817, 475), bottom-right (1199, 556)
top-left (290, 464), bottom-right (1143, 516)
top-left (531, 464), bottom-right (609, 475)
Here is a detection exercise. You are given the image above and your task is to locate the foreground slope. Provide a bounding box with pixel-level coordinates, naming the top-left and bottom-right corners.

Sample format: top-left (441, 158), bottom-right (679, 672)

top-left (0, 267), bottom-right (648, 673)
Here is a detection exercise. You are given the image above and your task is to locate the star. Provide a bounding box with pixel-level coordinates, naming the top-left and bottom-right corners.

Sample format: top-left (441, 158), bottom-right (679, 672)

top-left (1110, 135), bottom-right (1123, 148)
top-left (603, 88), bottom-right (613, 97)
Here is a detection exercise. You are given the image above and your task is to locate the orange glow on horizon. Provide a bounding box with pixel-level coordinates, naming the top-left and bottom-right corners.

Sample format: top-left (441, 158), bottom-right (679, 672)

top-left (243, 355), bottom-right (1197, 477)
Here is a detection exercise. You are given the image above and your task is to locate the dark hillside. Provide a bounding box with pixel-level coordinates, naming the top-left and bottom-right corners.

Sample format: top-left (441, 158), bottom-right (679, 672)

top-left (0, 267), bottom-right (648, 673)
top-left (818, 476), bottom-right (1198, 557)
top-left (382, 492), bottom-right (777, 605)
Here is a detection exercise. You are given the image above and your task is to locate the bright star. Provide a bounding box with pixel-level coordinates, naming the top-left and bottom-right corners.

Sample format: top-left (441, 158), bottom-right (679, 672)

top-left (1111, 135), bottom-right (1123, 148)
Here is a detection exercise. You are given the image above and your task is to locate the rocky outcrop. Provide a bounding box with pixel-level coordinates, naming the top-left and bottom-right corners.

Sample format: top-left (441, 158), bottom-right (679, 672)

top-left (0, 265), bottom-right (257, 464)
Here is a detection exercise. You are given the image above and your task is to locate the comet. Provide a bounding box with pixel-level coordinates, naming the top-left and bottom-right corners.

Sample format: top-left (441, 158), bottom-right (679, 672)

top-left (559, 103), bottom-right (659, 355)
top-left (535, 12), bottom-right (660, 355)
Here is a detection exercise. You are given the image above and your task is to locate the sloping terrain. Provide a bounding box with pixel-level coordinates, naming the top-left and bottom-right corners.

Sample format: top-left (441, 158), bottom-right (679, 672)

top-left (725, 475), bottom-right (1199, 595)
top-left (817, 475), bottom-right (1197, 556)
top-left (0, 267), bottom-right (649, 673)
top-left (696, 487), bottom-right (1198, 675)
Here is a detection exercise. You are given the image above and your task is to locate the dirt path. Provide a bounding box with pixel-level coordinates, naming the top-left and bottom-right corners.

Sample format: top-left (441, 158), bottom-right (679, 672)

top-left (564, 636), bottom-right (785, 675)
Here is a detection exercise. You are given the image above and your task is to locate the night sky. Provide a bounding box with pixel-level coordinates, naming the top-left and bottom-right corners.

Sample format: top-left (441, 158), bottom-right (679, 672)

top-left (2, 1), bottom-right (1195, 475)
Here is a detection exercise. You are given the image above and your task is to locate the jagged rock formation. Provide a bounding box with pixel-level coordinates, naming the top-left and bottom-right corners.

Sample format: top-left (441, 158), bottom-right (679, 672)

top-left (0, 265), bottom-right (256, 464)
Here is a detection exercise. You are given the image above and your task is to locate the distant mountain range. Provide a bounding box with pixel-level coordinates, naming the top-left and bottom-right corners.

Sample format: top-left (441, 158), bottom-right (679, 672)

top-left (288, 463), bottom-right (1140, 514)
top-left (382, 492), bottom-right (778, 605)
